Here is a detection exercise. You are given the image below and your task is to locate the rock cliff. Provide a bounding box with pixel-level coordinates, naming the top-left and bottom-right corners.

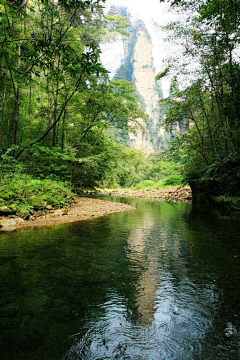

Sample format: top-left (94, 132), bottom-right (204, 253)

top-left (114, 10), bottom-right (168, 152)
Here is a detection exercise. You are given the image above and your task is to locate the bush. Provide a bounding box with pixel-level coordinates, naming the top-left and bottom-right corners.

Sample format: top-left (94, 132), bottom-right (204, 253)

top-left (160, 174), bottom-right (184, 187)
top-left (134, 180), bottom-right (156, 190)
top-left (0, 174), bottom-right (74, 213)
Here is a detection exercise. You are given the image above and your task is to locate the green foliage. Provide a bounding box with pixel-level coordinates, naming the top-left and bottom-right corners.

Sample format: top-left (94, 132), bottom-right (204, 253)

top-left (204, 152), bottom-right (240, 178)
top-left (103, 14), bottom-right (130, 40)
top-left (160, 0), bottom-right (240, 195)
top-left (99, 141), bottom-right (150, 188)
top-left (156, 67), bottom-right (170, 80)
top-left (134, 180), bottom-right (156, 190)
top-left (157, 174), bottom-right (184, 187)
top-left (2, 0), bottom-right (237, 202)
top-left (0, 173), bottom-right (73, 213)
top-left (133, 174), bottom-right (184, 190)
top-left (147, 155), bottom-right (184, 180)
top-left (0, 0), bottom-right (147, 194)
top-left (98, 138), bottom-right (185, 190)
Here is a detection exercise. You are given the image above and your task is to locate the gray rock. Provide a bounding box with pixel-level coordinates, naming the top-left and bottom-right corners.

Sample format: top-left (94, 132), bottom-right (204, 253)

top-left (225, 322), bottom-right (237, 337)
top-left (173, 306), bottom-right (180, 315)
top-left (0, 219), bottom-right (17, 232)
top-left (33, 210), bottom-right (42, 218)
top-left (46, 213), bottom-right (55, 218)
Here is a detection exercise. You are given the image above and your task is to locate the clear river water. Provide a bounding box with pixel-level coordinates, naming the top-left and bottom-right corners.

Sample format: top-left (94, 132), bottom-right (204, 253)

top-left (0, 197), bottom-right (239, 360)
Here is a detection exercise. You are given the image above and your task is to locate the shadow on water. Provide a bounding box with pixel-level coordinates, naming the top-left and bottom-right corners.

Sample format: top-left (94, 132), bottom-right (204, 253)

top-left (0, 198), bottom-right (239, 360)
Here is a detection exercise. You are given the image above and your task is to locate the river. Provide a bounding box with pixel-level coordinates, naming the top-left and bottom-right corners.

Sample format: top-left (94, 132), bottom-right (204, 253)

top-left (0, 198), bottom-right (239, 360)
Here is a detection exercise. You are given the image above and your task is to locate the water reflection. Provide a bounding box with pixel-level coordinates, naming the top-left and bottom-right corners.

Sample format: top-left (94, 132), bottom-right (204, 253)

top-left (126, 211), bottom-right (157, 325)
top-left (0, 198), bottom-right (239, 360)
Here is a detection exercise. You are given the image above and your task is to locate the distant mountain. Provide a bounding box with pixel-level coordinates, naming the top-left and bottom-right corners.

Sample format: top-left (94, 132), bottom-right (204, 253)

top-left (112, 6), bottom-right (169, 152)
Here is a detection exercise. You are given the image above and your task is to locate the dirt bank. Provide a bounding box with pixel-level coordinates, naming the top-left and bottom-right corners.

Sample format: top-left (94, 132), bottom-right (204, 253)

top-left (0, 197), bottom-right (135, 232)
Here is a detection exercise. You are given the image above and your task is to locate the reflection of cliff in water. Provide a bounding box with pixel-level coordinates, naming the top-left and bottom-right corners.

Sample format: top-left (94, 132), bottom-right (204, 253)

top-left (1, 198), bottom-right (239, 360)
top-left (126, 212), bottom-right (157, 324)
top-left (124, 201), bottom-right (189, 325)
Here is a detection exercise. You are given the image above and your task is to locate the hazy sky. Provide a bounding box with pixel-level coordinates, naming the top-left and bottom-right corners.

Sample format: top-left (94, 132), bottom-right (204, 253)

top-left (105, 0), bottom-right (172, 25)
top-left (102, 0), bottom-right (179, 96)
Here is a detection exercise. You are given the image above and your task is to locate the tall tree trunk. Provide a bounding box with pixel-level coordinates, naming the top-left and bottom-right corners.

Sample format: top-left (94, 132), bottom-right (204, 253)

top-left (61, 109), bottom-right (66, 151)
top-left (0, 87), bottom-right (6, 149)
top-left (11, 85), bottom-right (21, 151)
top-left (11, 42), bottom-right (22, 156)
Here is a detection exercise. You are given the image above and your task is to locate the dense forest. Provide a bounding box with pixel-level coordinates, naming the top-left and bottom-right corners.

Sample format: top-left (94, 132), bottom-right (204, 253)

top-left (159, 0), bottom-right (240, 208)
top-left (0, 0), bottom-right (239, 215)
top-left (0, 0), bottom-right (147, 214)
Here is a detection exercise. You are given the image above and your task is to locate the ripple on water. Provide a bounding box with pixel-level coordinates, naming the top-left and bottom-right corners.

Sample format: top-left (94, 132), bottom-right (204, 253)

top-left (0, 198), bottom-right (239, 360)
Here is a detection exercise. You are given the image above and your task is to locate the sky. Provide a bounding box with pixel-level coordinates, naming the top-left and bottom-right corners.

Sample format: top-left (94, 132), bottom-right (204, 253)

top-left (101, 0), bottom-right (179, 96)
top-left (105, 0), bottom-right (174, 26)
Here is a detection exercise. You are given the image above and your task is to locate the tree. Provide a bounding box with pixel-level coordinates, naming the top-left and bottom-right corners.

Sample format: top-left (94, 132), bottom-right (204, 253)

top-left (0, 0), bottom-right (147, 188)
top-left (0, 0), bottom-right (107, 153)
top-left (159, 0), bottom-right (240, 182)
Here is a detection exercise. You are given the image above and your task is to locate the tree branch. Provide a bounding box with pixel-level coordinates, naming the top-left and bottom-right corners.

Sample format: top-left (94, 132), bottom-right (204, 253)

top-left (15, 73), bottom-right (84, 160)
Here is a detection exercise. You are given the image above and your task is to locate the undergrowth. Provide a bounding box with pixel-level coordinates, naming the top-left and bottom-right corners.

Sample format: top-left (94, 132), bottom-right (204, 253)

top-left (133, 175), bottom-right (184, 190)
top-left (0, 173), bottom-right (74, 215)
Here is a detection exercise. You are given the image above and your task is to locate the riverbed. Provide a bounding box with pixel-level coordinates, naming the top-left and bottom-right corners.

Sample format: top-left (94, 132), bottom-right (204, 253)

top-left (0, 197), bottom-right (239, 360)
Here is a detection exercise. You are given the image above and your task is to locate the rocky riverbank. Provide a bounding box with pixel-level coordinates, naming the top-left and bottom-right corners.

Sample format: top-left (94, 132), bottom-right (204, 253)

top-left (98, 186), bottom-right (192, 202)
top-left (0, 186), bottom-right (192, 232)
top-left (0, 197), bottom-right (135, 232)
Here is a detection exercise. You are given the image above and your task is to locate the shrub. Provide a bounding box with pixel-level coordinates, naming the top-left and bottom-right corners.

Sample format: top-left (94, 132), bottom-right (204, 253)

top-left (161, 174), bottom-right (184, 186)
top-left (0, 174), bottom-right (74, 212)
top-left (134, 180), bottom-right (156, 190)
